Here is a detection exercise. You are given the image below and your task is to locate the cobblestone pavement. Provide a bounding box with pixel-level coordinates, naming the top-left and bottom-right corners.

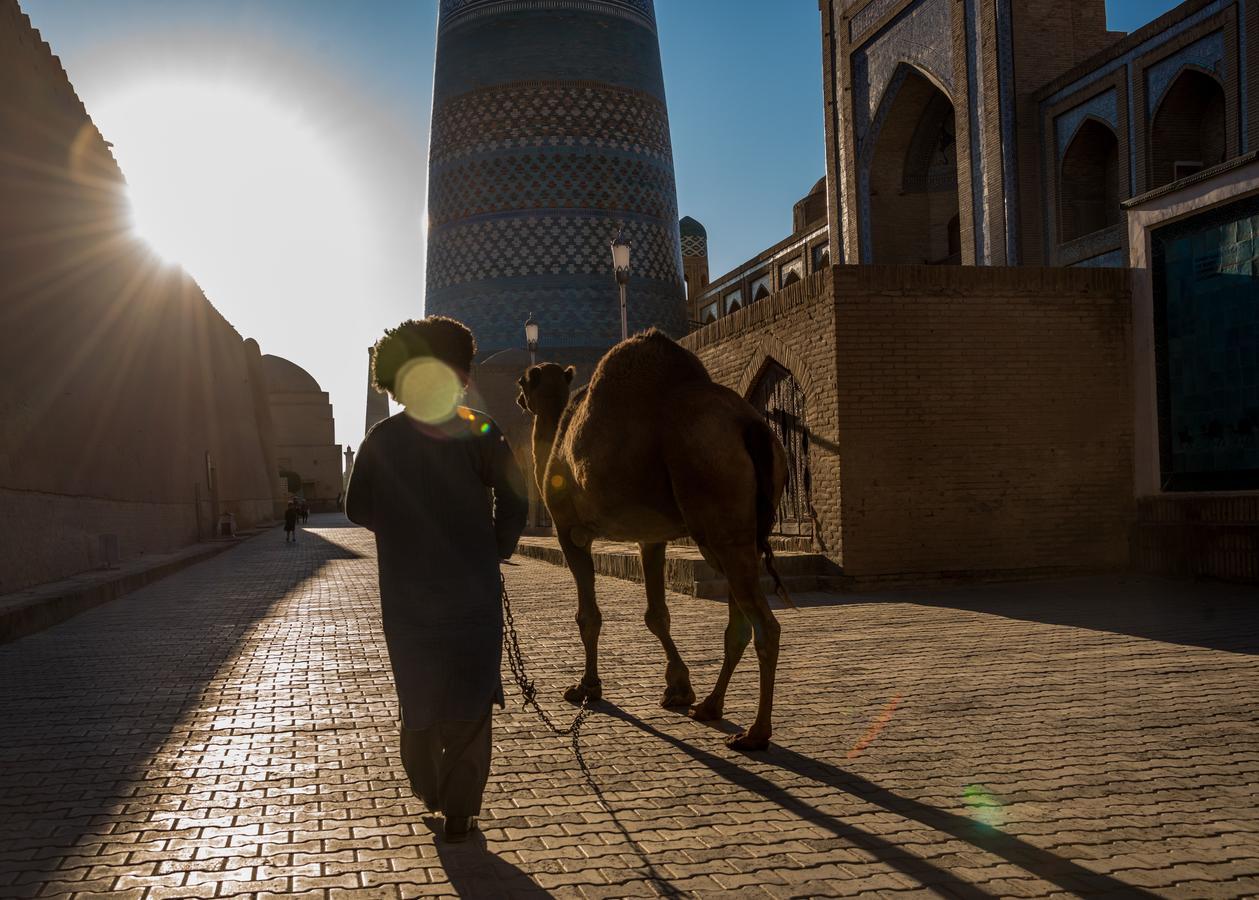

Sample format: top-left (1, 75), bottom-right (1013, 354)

top-left (2, 515), bottom-right (1258, 899)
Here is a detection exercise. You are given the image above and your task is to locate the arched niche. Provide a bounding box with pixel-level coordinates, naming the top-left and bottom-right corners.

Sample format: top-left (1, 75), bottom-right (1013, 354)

top-left (1150, 68), bottom-right (1227, 188)
top-left (866, 66), bottom-right (960, 265)
top-left (1060, 118), bottom-right (1120, 242)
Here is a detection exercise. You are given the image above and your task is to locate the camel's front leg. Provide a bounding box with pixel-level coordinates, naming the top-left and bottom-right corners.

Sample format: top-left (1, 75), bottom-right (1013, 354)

top-left (559, 530), bottom-right (602, 704)
top-left (640, 542), bottom-right (695, 708)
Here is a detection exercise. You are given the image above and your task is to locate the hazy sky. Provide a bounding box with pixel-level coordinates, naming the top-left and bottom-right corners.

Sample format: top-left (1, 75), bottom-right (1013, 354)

top-left (24, 0), bottom-right (1180, 448)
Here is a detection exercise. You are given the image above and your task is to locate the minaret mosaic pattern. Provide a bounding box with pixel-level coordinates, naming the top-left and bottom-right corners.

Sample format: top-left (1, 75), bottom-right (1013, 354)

top-left (425, 0), bottom-right (686, 355)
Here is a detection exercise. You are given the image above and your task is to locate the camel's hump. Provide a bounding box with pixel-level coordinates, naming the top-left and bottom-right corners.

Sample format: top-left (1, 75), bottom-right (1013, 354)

top-left (587, 329), bottom-right (711, 396)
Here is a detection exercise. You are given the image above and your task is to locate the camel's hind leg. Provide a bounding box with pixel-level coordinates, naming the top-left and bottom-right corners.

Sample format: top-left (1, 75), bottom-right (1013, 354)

top-left (640, 542), bottom-right (695, 708)
top-left (709, 542), bottom-right (780, 751)
top-left (689, 588), bottom-right (751, 723)
top-left (559, 531), bottom-right (603, 704)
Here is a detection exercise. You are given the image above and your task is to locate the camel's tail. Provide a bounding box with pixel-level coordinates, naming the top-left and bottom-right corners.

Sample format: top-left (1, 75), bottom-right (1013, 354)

top-left (744, 422), bottom-right (797, 610)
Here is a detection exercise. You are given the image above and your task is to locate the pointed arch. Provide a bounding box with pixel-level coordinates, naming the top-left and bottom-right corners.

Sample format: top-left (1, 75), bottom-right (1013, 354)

top-left (1059, 116), bottom-right (1120, 242)
top-left (1149, 67), bottom-right (1227, 188)
top-left (860, 63), bottom-right (960, 265)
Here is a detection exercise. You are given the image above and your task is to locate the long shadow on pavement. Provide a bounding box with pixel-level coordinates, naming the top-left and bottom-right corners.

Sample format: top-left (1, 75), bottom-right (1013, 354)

top-left (0, 525), bottom-right (363, 895)
top-left (426, 818), bottom-right (554, 898)
top-left (793, 574), bottom-right (1259, 655)
top-left (603, 704), bottom-right (1159, 898)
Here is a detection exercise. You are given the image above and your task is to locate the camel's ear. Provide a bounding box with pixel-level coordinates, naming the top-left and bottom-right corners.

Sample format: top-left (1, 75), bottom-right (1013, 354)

top-left (563, 365), bottom-right (576, 384)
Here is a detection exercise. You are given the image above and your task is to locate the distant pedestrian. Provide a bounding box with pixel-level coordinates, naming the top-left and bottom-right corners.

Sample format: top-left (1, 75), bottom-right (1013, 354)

top-left (346, 316), bottom-right (528, 843)
top-left (284, 501), bottom-right (299, 544)
top-left (300, 500), bottom-right (309, 524)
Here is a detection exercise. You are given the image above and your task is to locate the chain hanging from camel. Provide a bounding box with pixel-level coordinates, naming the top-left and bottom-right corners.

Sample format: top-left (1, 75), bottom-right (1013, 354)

top-left (500, 574), bottom-right (597, 779)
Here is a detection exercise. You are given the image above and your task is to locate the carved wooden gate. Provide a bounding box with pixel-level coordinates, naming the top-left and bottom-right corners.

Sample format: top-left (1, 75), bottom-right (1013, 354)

top-left (748, 360), bottom-right (813, 538)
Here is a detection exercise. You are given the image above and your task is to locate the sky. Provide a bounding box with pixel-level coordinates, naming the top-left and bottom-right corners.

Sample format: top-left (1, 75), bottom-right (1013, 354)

top-left (23, 0), bottom-right (1181, 448)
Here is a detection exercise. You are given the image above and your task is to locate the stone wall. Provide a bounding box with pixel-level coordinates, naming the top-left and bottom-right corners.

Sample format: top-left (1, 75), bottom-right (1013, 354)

top-left (683, 264), bottom-right (1134, 583)
top-left (0, 0), bottom-right (278, 593)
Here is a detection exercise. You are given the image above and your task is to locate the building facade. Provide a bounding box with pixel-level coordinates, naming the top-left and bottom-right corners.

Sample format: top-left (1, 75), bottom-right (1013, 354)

top-left (423, 0), bottom-right (687, 358)
top-left (261, 356), bottom-right (343, 512)
top-left (677, 0), bottom-right (1257, 582)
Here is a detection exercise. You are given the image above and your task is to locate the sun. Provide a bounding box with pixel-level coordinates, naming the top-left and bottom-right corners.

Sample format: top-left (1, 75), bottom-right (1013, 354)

top-left (96, 79), bottom-right (366, 301)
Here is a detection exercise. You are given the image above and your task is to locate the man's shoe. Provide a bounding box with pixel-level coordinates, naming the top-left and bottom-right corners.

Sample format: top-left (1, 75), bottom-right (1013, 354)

top-left (443, 816), bottom-right (478, 842)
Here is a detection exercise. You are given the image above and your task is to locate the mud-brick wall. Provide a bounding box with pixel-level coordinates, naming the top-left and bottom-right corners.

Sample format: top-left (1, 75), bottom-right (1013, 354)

top-left (680, 271), bottom-right (843, 559)
top-left (0, 1), bottom-right (278, 593)
top-left (833, 265), bottom-right (1134, 580)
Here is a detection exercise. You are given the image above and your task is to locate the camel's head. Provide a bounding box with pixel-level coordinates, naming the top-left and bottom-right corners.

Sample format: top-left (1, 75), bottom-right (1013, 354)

top-left (516, 363), bottom-right (574, 416)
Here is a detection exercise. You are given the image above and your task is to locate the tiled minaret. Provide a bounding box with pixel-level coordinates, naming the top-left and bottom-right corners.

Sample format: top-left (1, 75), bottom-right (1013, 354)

top-left (424, 0), bottom-right (686, 357)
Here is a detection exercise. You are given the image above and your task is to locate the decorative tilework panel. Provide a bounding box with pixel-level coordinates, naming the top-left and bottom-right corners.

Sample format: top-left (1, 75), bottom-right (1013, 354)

top-left (849, 0), bottom-right (903, 42)
top-left (1146, 30), bottom-right (1225, 115)
top-left (680, 233), bottom-right (707, 257)
top-left (1055, 89), bottom-right (1120, 158)
top-left (428, 151), bottom-right (677, 227)
top-left (431, 82), bottom-right (671, 165)
top-left (428, 275), bottom-right (685, 352)
top-left (851, 0), bottom-right (954, 144)
top-left (439, 0), bottom-right (655, 34)
top-left (427, 215), bottom-right (681, 290)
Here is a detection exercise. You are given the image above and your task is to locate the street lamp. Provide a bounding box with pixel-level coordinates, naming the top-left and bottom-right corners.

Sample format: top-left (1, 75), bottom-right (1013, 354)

top-left (524, 313), bottom-right (539, 366)
top-left (610, 228), bottom-right (631, 342)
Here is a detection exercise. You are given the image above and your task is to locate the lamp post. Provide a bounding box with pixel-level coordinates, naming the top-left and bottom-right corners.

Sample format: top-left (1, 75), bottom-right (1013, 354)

top-left (524, 313), bottom-right (539, 366)
top-left (610, 229), bottom-right (631, 342)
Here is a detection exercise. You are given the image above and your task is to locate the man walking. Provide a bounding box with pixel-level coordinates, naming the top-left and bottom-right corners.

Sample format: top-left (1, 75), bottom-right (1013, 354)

top-left (346, 317), bottom-right (529, 842)
top-left (284, 500), bottom-right (299, 544)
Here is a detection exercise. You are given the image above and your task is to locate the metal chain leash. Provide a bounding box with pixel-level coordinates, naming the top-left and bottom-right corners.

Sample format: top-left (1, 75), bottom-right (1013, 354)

top-left (500, 574), bottom-right (595, 773)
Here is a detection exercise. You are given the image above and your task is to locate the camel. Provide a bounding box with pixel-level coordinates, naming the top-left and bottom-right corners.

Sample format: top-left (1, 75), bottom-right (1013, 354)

top-left (515, 329), bottom-right (792, 750)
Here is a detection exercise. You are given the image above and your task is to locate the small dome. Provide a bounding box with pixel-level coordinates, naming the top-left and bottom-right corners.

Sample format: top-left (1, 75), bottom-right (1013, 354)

top-left (261, 355), bottom-right (322, 393)
top-left (679, 216), bottom-right (707, 238)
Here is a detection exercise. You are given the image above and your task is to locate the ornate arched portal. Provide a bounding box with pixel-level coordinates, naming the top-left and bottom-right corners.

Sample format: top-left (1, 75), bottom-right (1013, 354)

top-left (865, 67), bottom-right (960, 265)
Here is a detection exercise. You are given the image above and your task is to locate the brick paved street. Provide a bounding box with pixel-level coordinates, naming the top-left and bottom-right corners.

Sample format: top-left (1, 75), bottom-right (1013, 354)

top-left (2, 515), bottom-right (1258, 899)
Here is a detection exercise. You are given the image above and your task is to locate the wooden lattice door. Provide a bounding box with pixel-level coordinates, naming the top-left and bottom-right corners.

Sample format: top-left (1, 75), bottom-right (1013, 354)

top-left (748, 360), bottom-right (813, 538)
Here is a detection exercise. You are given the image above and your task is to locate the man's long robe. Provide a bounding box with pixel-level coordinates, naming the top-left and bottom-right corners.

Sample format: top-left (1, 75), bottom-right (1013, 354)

top-left (346, 408), bottom-right (529, 729)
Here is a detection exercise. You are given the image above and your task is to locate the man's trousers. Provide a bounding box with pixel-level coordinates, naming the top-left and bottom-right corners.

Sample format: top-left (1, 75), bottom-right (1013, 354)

top-left (399, 709), bottom-right (492, 817)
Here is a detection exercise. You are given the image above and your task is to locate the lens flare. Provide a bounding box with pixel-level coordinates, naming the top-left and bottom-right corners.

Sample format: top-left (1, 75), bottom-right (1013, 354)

top-left (397, 358), bottom-right (463, 425)
top-left (550, 474), bottom-right (565, 490)
top-left (846, 693), bottom-right (902, 759)
top-left (962, 783), bottom-right (1004, 828)
top-left (480, 422), bottom-right (491, 434)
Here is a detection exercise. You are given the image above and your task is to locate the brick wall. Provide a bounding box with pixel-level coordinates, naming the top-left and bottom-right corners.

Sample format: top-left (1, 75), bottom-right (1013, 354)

top-left (0, 1), bottom-right (279, 592)
top-left (682, 264), bottom-right (1134, 584)
top-left (680, 272), bottom-right (844, 558)
top-left (833, 265), bottom-right (1134, 579)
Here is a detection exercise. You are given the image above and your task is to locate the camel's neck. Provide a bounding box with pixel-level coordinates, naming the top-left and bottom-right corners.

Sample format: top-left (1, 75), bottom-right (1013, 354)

top-left (530, 406), bottom-right (564, 494)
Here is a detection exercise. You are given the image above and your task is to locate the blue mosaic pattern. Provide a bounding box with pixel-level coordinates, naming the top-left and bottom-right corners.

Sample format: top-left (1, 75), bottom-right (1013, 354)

top-left (432, 275), bottom-right (684, 352)
top-left (427, 215), bottom-right (681, 290)
top-left (426, 0), bottom-right (684, 353)
top-left (964, 0), bottom-right (988, 263)
top-left (851, 0), bottom-right (954, 144)
top-left (429, 151), bottom-right (677, 227)
top-left (849, 0), bottom-right (902, 42)
top-left (1055, 89), bottom-right (1120, 158)
top-left (439, 0), bottom-right (655, 34)
top-left (1146, 30), bottom-right (1225, 115)
top-left (430, 82), bottom-right (671, 165)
